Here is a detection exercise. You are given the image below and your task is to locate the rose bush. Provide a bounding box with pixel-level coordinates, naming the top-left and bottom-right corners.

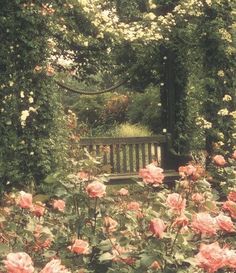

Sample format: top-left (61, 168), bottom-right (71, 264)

top-left (0, 155), bottom-right (236, 273)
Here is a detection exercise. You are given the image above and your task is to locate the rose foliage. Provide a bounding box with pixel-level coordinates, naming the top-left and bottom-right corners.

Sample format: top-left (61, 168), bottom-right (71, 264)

top-left (0, 153), bottom-right (236, 273)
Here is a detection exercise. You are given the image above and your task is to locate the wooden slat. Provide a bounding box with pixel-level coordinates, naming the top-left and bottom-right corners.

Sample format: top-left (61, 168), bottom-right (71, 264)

top-left (141, 143), bottom-right (146, 167)
top-left (135, 144), bottom-right (140, 171)
top-left (116, 144), bottom-right (121, 173)
top-left (110, 145), bottom-right (114, 173)
top-left (103, 152), bottom-right (108, 165)
top-left (148, 143), bottom-right (152, 163)
top-left (154, 143), bottom-right (158, 161)
top-left (129, 144), bottom-right (134, 172)
top-left (122, 144), bottom-right (127, 173)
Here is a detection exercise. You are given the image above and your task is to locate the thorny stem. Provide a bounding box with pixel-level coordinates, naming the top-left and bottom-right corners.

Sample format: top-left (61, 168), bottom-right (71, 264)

top-left (169, 227), bottom-right (181, 256)
top-left (93, 197), bottom-right (98, 235)
top-left (107, 234), bottom-right (136, 270)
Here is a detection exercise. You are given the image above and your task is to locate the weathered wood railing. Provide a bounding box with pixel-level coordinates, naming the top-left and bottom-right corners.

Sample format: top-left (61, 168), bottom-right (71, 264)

top-left (79, 135), bottom-right (170, 175)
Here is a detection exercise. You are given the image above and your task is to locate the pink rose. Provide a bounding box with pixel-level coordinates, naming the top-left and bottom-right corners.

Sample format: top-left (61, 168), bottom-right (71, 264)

top-left (192, 193), bottom-right (204, 203)
top-left (34, 224), bottom-right (43, 238)
top-left (68, 239), bottom-right (89, 254)
top-left (112, 244), bottom-right (135, 265)
top-left (195, 242), bottom-right (226, 273)
top-left (18, 191), bottom-right (33, 209)
top-left (191, 212), bottom-right (217, 236)
top-left (224, 249), bottom-right (236, 269)
top-left (223, 201), bottom-right (236, 219)
top-left (232, 150), bottom-right (236, 160)
top-left (77, 171), bottom-right (90, 181)
top-left (213, 155), bottom-right (226, 166)
top-left (34, 238), bottom-right (52, 251)
top-left (118, 188), bottom-right (129, 196)
top-left (178, 164), bottom-right (195, 176)
top-left (179, 164), bottom-right (204, 180)
top-left (173, 215), bottom-right (189, 227)
top-left (104, 216), bottom-right (118, 233)
top-left (166, 193), bottom-right (186, 213)
top-left (4, 252), bottom-right (34, 273)
top-left (86, 181), bottom-right (106, 198)
top-left (53, 200), bottom-right (66, 212)
top-left (40, 259), bottom-right (71, 273)
top-left (31, 202), bottom-right (45, 217)
top-left (228, 191), bottom-right (236, 202)
top-left (139, 164), bottom-right (164, 187)
top-left (149, 218), bottom-right (166, 238)
top-left (46, 65), bottom-right (55, 77)
top-left (150, 261), bottom-right (161, 270)
top-left (216, 214), bottom-right (235, 232)
top-left (127, 202), bottom-right (141, 211)
top-left (185, 164), bottom-right (197, 176)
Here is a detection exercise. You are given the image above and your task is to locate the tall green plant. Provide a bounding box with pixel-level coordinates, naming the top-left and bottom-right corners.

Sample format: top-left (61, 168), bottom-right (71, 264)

top-left (0, 1), bottom-right (67, 190)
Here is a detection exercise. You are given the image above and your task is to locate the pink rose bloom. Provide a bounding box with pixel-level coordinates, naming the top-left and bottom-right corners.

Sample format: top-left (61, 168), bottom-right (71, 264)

top-left (118, 188), bottom-right (129, 196)
top-left (223, 201), bottom-right (236, 219)
top-left (192, 193), bottom-right (204, 203)
top-left (173, 215), bottom-right (189, 227)
top-left (31, 202), bottom-right (45, 217)
top-left (166, 193), bottom-right (186, 213)
top-left (34, 224), bottom-right (43, 238)
top-left (224, 249), bottom-right (236, 269)
top-left (232, 150), bottom-right (236, 160)
top-left (150, 261), bottom-right (161, 270)
top-left (178, 164), bottom-right (196, 176)
top-left (4, 252), bottom-right (34, 273)
top-left (86, 181), bottom-right (106, 198)
top-left (40, 259), bottom-right (71, 273)
top-left (112, 244), bottom-right (135, 265)
top-left (191, 212), bottom-right (217, 236)
top-left (179, 164), bottom-right (204, 180)
top-left (104, 216), bottom-right (118, 233)
top-left (18, 191), bottom-right (33, 209)
top-left (139, 164), bottom-right (164, 187)
top-left (127, 201), bottom-right (141, 211)
top-left (68, 239), bottom-right (89, 254)
top-left (185, 164), bottom-right (197, 176)
top-left (228, 191), bottom-right (236, 202)
top-left (195, 242), bottom-right (226, 273)
top-left (77, 171), bottom-right (90, 181)
top-left (213, 155), bottom-right (226, 166)
top-left (149, 218), bottom-right (166, 238)
top-left (53, 200), bottom-right (66, 212)
top-left (216, 214), bottom-right (235, 232)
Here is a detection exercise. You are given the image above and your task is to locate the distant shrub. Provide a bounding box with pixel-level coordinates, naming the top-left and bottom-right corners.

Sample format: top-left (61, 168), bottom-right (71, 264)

top-left (111, 122), bottom-right (153, 137)
top-left (127, 87), bottom-right (162, 133)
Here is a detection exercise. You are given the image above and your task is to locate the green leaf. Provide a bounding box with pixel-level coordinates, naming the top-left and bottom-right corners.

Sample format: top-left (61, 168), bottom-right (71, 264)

top-left (0, 243), bottom-right (10, 254)
top-left (139, 253), bottom-right (153, 267)
top-left (0, 216), bottom-right (6, 223)
top-left (43, 250), bottom-right (57, 258)
top-left (99, 252), bottom-right (114, 262)
top-left (98, 240), bottom-right (112, 251)
top-left (184, 258), bottom-right (196, 266)
top-left (136, 181), bottom-right (144, 187)
top-left (33, 194), bottom-right (49, 202)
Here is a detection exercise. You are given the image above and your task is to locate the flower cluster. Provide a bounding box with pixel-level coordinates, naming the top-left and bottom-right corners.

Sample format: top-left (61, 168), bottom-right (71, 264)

top-left (196, 242), bottom-right (236, 272)
top-left (139, 163), bottom-right (164, 187)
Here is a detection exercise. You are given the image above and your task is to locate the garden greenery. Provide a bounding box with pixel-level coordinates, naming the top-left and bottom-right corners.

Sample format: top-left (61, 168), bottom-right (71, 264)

top-left (0, 152), bottom-right (236, 273)
top-left (0, 1), bottom-right (235, 272)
